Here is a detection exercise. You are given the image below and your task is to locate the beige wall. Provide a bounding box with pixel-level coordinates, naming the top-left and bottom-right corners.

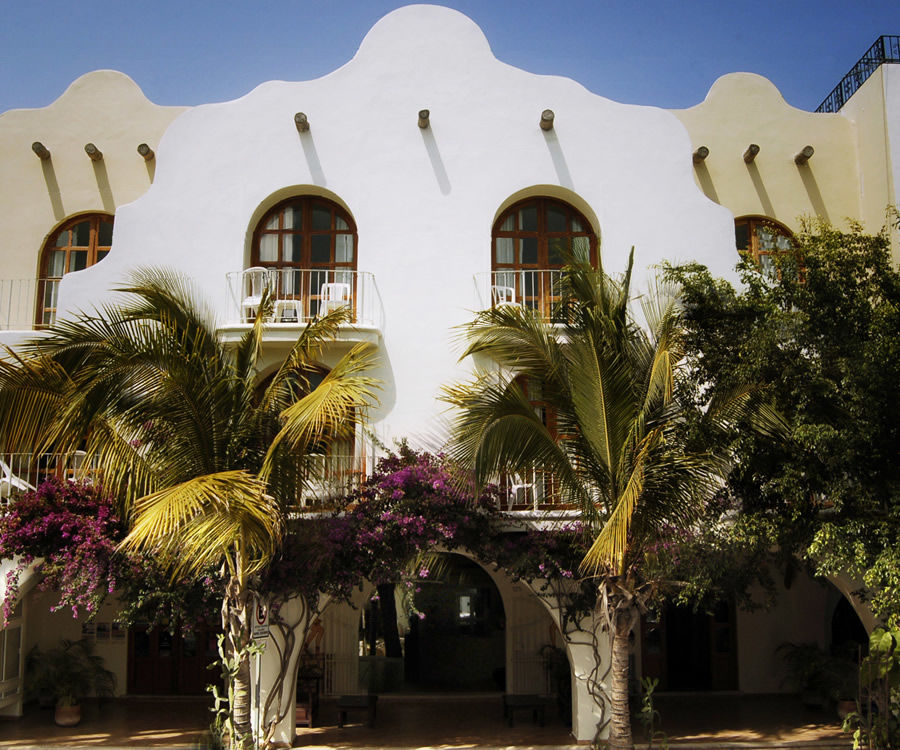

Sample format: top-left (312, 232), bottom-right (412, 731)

top-left (673, 73), bottom-right (862, 238)
top-left (25, 589), bottom-right (128, 697)
top-left (0, 70), bottom-right (186, 282)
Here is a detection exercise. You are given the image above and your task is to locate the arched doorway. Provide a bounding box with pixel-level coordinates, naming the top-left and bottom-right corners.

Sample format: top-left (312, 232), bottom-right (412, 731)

top-left (358, 553), bottom-right (507, 692)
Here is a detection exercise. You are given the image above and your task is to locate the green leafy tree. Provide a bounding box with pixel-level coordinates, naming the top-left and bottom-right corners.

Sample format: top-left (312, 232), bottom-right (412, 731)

top-left (667, 220), bottom-right (900, 626)
top-left (0, 270), bottom-right (378, 746)
top-left (445, 253), bottom-right (782, 750)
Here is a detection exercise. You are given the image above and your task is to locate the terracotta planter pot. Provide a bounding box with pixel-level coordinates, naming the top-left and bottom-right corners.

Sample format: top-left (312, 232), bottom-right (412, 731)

top-left (54, 703), bottom-right (81, 727)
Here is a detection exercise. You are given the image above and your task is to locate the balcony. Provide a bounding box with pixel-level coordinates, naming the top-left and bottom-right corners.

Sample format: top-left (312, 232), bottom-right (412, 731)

top-left (0, 279), bottom-right (60, 331)
top-left (0, 452), bottom-right (92, 511)
top-left (474, 269), bottom-right (566, 320)
top-left (495, 467), bottom-right (576, 513)
top-left (222, 268), bottom-right (383, 343)
top-left (1, 450), bottom-right (371, 514)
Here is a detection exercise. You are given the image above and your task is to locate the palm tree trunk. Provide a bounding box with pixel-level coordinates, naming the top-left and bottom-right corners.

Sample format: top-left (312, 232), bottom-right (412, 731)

top-left (608, 605), bottom-right (634, 750)
top-left (223, 576), bottom-right (253, 748)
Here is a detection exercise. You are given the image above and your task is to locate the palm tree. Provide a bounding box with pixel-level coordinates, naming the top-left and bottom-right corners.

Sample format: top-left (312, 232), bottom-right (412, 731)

top-left (0, 269), bottom-right (379, 746)
top-left (445, 252), bottom-right (783, 750)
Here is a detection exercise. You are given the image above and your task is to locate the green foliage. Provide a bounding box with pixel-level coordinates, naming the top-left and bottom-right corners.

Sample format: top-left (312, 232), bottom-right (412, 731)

top-left (638, 677), bottom-right (668, 750)
top-left (777, 641), bottom-right (857, 706)
top-left (843, 625), bottom-right (900, 749)
top-left (26, 638), bottom-right (115, 707)
top-left (667, 220), bottom-right (900, 619)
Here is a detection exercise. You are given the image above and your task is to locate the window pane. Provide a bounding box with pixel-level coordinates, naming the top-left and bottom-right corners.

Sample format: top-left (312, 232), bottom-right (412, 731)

top-left (265, 214), bottom-right (279, 230)
top-left (495, 237), bottom-right (514, 265)
top-left (571, 217), bottom-right (583, 232)
top-left (759, 254), bottom-right (776, 276)
top-left (335, 235), bottom-right (353, 263)
top-left (572, 236), bottom-right (590, 262)
top-left (48, 250), bottom-right (66, 277)
top-left (55, 230), bottom-right (69, 247)
top-left (335, 216), bottom-right (349, 230)
top-left (735, 223), bottom-right (750, 251)
top-left (757, 227), bottom-right (776, 252)
top-left (312, 206), bottom-right (331, 230)
top-left (287, 234), bottom-right (304, 263)
top-left (547, 206), bottom-right (566, 232)
top-left (548, 240), bottom-right (564, 267)
top-left (71, 250), bottom-right (88, 272)
top-left (259, 234), bottom-right (279, 263)
top-left (311, 235), bottom-right (331, 264)
top-left (284, 204), bottom-right (302, 230)
top-left (98, 220), bottom-right (113, 246)
top-left (96, 250), bottom-right (109, 263)
top-left (72, 221), bottom-right (90, 246)
top-left (520, 206), bottom-right (537, 231)
top-left (500, 214), bottom-right (515, 231)
top-left (521, 237), bottom-right (538, 265)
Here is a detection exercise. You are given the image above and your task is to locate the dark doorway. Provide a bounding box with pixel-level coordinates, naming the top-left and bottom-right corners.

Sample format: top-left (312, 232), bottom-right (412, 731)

top-left (359, 554), bottom-right (506, 692)
top-left (642, 601), bottom-right (737, 691)
top-left (127, 622), bottom-right (218, 695)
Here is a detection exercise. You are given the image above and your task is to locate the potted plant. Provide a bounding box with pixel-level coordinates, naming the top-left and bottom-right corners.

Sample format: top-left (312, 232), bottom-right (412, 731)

top-left (26, 638), bottom-right (116, 726)
top-left (777, 641), bottom-right (857, 712)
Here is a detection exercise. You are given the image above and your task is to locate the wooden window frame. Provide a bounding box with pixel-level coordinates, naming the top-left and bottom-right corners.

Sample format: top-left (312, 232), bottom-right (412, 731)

top-left (734, 216), bottom-right (795, 276)
top-left (492, 197), bottom-right (597, 271)
top-left (492, 198), bottom-right (597, 318)
top-left (251, 196), bottom-right (357, 271)
top-left (37, 213), bottom-right (113, 327)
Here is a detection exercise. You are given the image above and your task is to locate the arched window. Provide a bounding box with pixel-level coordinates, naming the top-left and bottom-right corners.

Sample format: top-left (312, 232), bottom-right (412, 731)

top-left (734, 217), bottom-right (794, 277)
top-left (38, 214), bottom-right (113, 326)
top-left (250, 197), bottom-right (357, 321)
top-left (491, 197), bottom-right (596, 316)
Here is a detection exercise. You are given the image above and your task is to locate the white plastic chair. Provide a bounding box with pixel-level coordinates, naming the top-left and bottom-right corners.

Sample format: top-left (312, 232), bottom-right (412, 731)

top-left (0, 458), bottom-right (35, 502)
top-left (508, 470), bottom-right (535, 511)
top-left (492, 285), bottom-right (516, 306)
top-left (241, 267), bottom-right (271, 323)
top-left (318, 282), bottom-right (351, 317)
top-left (273, 297), bottom-right (303, 323)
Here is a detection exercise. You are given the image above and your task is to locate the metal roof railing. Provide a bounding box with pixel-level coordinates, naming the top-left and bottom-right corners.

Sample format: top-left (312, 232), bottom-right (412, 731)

top-left (816, 35), bottom-right (900, 113)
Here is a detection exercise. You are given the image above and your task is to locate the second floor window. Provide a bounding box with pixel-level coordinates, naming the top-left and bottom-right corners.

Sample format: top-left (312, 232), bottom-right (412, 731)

top-left (252, 197), bottom-right (356, 272)
top-left (735, 216), bottom-right (794, 277)
top-left (38, 214), bottom-right (113, 326)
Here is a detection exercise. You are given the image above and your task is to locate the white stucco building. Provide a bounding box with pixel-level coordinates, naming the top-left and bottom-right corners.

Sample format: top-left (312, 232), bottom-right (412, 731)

top-left (0, 6), bottom-right (897, 744)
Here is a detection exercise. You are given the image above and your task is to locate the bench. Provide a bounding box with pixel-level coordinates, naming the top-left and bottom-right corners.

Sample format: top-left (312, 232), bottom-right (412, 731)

top-left (503, 693), bottom-right (546, 727)
top-left (337, 694), bottom-right (378, 728)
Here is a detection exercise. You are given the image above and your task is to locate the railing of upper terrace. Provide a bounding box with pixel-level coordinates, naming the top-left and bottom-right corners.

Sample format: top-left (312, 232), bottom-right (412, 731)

top-left (816, 35), bottom-right (900, 113)
top-left (225, 268), bottom-right (383, 329)
top-left (0, 450), bottom-right (372, 514)
top-left (474, 269), bottom-right (569, 322)
top-left (0, 278), bottom-right (60, 330)
top-left (0, 452), bottom-right (93, 511)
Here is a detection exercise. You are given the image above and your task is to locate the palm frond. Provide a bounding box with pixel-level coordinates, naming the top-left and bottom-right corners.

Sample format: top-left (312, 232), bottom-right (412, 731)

top-left (120, 470), bottom-right (281, 581)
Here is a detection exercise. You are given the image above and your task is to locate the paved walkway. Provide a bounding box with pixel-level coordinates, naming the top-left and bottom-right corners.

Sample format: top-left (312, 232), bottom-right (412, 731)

top-left (0, 693), bottom-right (849, 749)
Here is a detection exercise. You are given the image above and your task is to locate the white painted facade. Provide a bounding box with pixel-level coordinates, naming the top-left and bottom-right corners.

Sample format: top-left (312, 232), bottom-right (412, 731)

top-left (1, 4), bottom-right (897, 744)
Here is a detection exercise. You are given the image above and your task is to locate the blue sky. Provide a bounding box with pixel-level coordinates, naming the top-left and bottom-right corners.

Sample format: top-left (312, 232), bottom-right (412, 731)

top-left (2, 1), bottom-right (899, 115)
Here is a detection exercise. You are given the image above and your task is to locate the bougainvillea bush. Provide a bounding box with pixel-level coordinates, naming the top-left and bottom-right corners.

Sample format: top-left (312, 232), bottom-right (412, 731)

top-left (0, 477), bottom-right (218, 628)
top-left (0, 477), bottom-right (124, 624)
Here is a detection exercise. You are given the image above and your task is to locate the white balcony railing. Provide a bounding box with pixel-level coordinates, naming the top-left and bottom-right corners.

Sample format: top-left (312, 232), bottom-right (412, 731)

top-left (0, 278), bottom-right (60, 331)
top-left (225, 268), bottom-right (383, 329)
top-left (0, 452), bottom-right (93, 512)
top-left (300, 453), bottom-right (369, 509)
top-left (494, 467), bottom-right (571, 512)
top-left (1, 450), bottom-right (371, 514)
top-left (474, 269), bottom-right (567, 320)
